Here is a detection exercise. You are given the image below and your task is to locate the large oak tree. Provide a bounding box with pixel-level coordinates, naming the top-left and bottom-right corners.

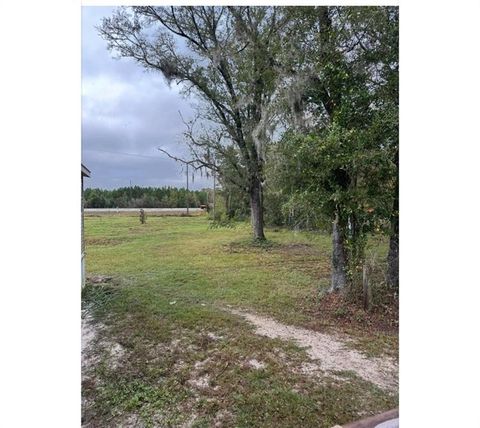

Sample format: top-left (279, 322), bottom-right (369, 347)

top-left (274, 6), bottom-right (399, 292)
top-left (100, 6), bottom-right (289, 240)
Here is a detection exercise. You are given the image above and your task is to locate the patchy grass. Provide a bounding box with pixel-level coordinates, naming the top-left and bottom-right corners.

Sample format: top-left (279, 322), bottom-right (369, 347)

top-left (83, 215), bottom-right (398, 427)
top-left (85, 237), bottom-right (127, 246)
top-left (347, 334), bottom-right (399, 360)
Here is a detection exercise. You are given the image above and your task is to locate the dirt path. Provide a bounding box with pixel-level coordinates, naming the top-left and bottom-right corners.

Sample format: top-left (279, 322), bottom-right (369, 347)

top-left (82, 314), bottom-right (97, 369)
top-left (228, 308), bottom-right (398, 392)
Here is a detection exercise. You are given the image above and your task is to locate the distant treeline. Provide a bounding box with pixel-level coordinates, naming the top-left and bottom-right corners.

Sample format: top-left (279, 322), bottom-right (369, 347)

top-left (84, 186), bottom-right (209, 208)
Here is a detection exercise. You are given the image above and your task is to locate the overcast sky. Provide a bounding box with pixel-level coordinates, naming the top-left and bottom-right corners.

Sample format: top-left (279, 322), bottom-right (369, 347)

top-left (81, 6), bottom-right (212, 190)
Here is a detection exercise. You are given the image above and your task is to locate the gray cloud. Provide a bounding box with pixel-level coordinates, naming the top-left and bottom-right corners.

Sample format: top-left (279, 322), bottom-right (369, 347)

top-left (81, 6), bottom-right (212, 190)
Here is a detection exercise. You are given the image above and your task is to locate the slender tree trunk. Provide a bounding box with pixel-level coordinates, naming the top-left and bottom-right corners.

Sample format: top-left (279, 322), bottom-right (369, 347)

top-left (212, 171), bottom-right (216, 220)
top-left (250, 176), bottom-right (266, 241)
top-left (330, 212), bottom-right (347, 292)
top-left (186, 163), bottom-right (190, 216)
top-left (387, 193), bottom-right (399, 288)
top-left (363, 264), bottom-right (372, 311)
top-left (387, 152), bottom-right (399, 289)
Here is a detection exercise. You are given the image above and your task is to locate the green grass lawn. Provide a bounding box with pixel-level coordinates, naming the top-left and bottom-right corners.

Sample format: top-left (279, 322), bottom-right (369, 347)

top-left (82, 214), bottom-right (397, 427)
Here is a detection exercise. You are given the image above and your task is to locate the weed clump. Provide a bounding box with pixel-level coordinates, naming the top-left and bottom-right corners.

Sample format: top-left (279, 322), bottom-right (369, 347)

top-left (139, 208), bottom-right (146, 224)
top-left (208, 217), bottom-right (236, 229)
top-left (82, 280), bottom-right (119, 318)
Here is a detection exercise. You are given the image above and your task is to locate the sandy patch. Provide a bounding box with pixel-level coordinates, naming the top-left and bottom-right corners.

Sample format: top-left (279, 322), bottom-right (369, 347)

top-left (82, 313), bottom-right (103, 370)
top-left (214, 410), bottom-right (234, 427)
top-left (188, 374), bottom-right (210, 389)
top-left (228, 308), bottom-right (398, 391)
top-left (180, 414), bottom-right (198, 428)
top-left (109, 342), bottom-right (126, 369)
top-left (207, 332), bottom-right (224, 341)
top-left (247, 358), bottom-right (266, 370)
top-left (194, 358), bottom-right (211, 370)
top-left (117, 414), bottom-right (144, 428)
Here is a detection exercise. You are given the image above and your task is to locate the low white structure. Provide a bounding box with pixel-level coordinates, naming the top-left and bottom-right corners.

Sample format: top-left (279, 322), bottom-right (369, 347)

top-left (81, 164), bottom-right (91, 287)
top-left (85, 207), bottom-right (202, 214)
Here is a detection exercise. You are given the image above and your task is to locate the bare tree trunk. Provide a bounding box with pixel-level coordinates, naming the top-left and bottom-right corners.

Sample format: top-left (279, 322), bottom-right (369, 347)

top-left (363, 264), bottom-right (371, 311)
top-left (250, 177), bottom-right (266, 241)
top-left (186, 163), bottom-right (190, 216)
top-left (330, 212), bottom-right (347, 292)
top-left (212, 170), bottom-right (216, 220)
top-left (387, 212), bottom-right (399, 289)
top-left (387, 160), bottom-right (399, 289)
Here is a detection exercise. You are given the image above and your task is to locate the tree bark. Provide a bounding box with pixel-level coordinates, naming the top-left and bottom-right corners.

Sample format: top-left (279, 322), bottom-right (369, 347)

top-left (250, 176), bottom-right (266, 241)
top-left (362, 264), bottom-right (371, 311)
top-left (387, 151), bottom-right (399, 289)
top-left (330, 212), bottom-right (347, 292)
top-left (387, 205), bottom-right (399, 288)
